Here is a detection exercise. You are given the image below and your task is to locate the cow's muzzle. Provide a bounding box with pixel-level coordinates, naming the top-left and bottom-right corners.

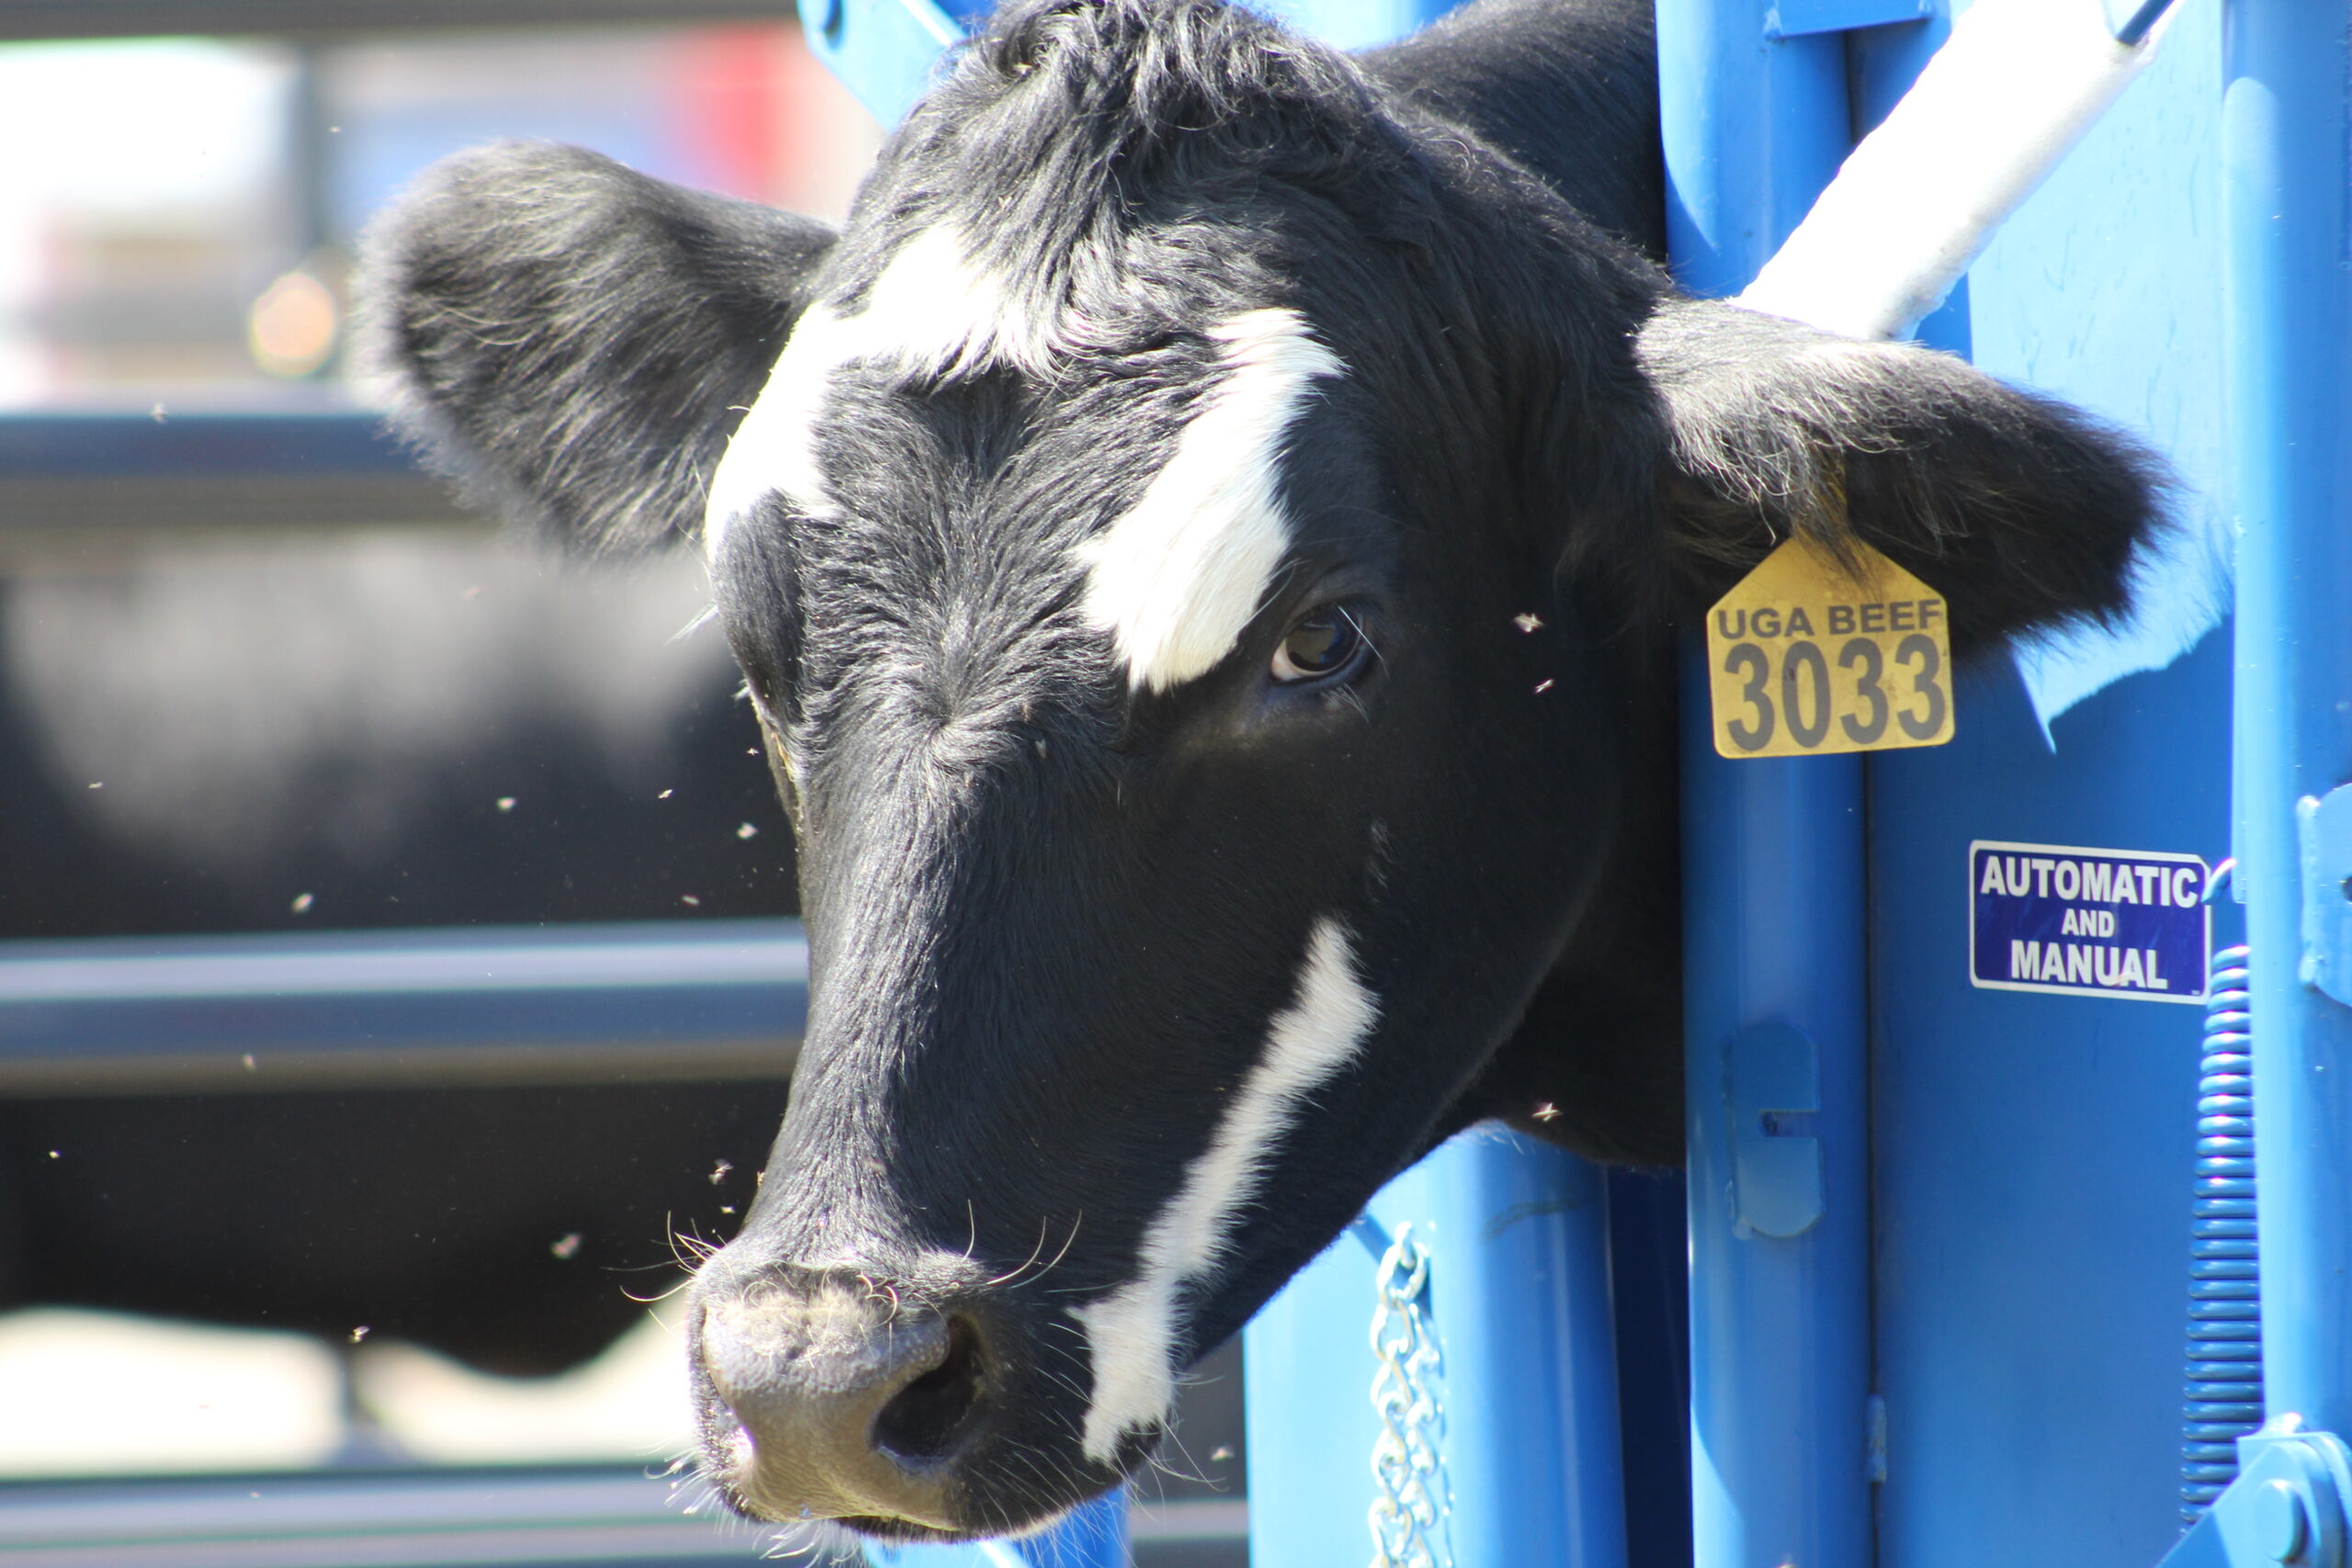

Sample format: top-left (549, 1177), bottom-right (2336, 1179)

top-left (693, 1271), bottom-right (988, 1531)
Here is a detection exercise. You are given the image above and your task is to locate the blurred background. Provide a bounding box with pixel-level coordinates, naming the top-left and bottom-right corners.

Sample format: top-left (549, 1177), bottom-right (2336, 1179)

top-left (0, 23), bottom-right (875, 408)
top-left (0, 11), bottom-right (1243, 1564)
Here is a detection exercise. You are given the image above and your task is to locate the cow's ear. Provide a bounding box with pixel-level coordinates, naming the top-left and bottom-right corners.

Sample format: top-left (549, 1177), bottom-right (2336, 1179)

top-left (1627, 297), bottom-right (2167, 654)
top-left (359, 141), bottom-right (837, 554)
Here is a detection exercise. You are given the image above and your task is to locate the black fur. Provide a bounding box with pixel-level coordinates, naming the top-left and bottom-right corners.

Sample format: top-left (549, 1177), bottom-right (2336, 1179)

top-left (0, 543), bottom-right (796, 1377)
top-left (361, 0), bottom-right (2164, 1538)
top-left (1632, 299), bottom-right (2165, 651)
top-left (360, 142), bottom-right (836, 552)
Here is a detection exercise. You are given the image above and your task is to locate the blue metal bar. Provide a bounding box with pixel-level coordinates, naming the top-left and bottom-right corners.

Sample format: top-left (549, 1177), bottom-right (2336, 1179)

top-left (2222, 0), bottom-right (2352, 1443)
top-left (1420, 1136), bottom-right (1627, 1568)
top-left (2108, 0), bottom-right (2176, 49)
top-left (1654, 6), bottom-right (1872, 1567)
top-left (1656, 5), bottom-right (1851, 294)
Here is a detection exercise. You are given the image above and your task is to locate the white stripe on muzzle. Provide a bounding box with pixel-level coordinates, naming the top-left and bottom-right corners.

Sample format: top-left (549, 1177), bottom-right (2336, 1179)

top-left (1074, 917), bottom-right (1378, 1463)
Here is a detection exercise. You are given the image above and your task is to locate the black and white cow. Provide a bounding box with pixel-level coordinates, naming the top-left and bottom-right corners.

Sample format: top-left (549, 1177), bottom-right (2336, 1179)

top-left (363, 0), bottom-right (2160, 1539)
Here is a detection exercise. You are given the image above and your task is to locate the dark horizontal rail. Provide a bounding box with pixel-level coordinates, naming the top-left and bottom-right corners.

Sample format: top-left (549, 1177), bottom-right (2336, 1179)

top-left (0, 1465), bottom-right (1245, 1565)
top-left (0, 1465), bottom-right (785, 1564)
top-left (0, 919), bottom-right (806, 1094)
top-left (0, 412), bottom-right (413, 480)
top-left (0, 0), bottom-right (796, 40)
top-left (0, 412), bottom-right (469, 536)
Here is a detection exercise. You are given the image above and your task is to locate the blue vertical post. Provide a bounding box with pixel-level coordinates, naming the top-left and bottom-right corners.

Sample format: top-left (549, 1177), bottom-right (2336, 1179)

top-left (2222, 2), bottom-right (2352, 1443)
top-left (1416, 1138), bottom-right (1628, 1568)
top-left (1654, 6), bottom-right (1873, 1568)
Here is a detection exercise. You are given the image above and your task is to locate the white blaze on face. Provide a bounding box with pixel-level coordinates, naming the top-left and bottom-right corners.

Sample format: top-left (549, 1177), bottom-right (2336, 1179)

top-left (1075, 917), bottom-right (1379, 1463)
top-left (1076, 309), bottom-right (1347, 693)
top-left (703, 226), bottom-right (1049, 553)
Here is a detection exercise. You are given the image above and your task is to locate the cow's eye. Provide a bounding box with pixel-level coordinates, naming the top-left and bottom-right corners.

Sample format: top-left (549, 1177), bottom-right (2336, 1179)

top-left (1271, 608), bottom-right (1365, 683)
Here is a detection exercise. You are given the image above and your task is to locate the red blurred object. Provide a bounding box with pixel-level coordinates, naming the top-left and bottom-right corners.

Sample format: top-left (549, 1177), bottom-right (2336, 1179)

top-left (674, 24), bottom-right (790, 202)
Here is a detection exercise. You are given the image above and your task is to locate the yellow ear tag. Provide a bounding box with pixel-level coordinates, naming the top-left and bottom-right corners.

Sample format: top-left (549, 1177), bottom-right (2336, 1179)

top-left (1704, 534), bottom-right (1954, 760)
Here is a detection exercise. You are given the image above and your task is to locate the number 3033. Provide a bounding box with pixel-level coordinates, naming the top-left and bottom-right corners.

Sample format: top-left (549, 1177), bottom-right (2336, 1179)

top-left (1719, 634), bottom-right (1948, 753)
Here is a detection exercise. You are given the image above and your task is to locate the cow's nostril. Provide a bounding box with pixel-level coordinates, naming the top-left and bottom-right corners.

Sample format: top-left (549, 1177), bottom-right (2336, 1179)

top-left (871, 1314), bottom-right (983, 1463)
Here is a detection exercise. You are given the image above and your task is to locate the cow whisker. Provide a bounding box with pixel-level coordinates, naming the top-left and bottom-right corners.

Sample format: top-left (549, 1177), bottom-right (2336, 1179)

top-left (989, 1210), bottom-right (1084, 1292)
top-left (620, 1274), bottom-right (695, 1305)
top-left (1037, 1211), bottom-right (1084, 1282)
top-left (667, 1218), bottom-right (723, 1269)
top-left (756, 1529), bottom-right (821, 1563)
top-left (671, 1234), bottom-right (721, 1265)
top-left (985, 1214), bottom-right (1056, 1288)
top-left (1146, 1422), bottom-right (1214, 1487)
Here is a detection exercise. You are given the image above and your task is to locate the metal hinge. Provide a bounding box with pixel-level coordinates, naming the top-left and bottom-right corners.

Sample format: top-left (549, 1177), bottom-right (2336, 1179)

top-left (2295, 785), bottom-right (2352, 1007)
top-left (1727, 1021), bottom-right (1826, 1238)
top-left (2159, 1431), bottom-right (2352, 1568)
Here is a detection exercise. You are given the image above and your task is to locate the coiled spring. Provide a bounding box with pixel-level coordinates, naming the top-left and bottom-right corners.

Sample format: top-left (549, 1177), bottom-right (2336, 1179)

top-left (2180, 943), bottom-right (2261, 1524)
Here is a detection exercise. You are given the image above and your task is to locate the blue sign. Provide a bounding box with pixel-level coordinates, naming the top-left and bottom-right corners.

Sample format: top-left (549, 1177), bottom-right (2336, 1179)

top-left (1969, 840), bottom-right (2209, 1005)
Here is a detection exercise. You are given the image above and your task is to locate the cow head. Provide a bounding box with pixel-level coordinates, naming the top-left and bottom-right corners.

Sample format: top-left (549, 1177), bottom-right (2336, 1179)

top-left (361, 0), bottom-right (2161, 1540)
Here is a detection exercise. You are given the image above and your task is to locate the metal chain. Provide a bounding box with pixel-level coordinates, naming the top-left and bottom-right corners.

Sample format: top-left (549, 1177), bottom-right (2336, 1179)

top-left (1368, 1222), bottom-right (1451, 1568)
